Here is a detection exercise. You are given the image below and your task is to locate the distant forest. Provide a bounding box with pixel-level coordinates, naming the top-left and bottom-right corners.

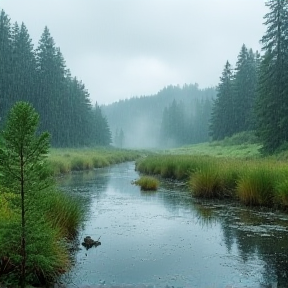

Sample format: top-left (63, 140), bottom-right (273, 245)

top-left (0, 10), bottom-right (111, 147)
top-left (104, 0), bottom-right (288, 154)
top-left (102, 84), bottom-right (215, 148)
top-left (1, 0), bottom-right (288, 153)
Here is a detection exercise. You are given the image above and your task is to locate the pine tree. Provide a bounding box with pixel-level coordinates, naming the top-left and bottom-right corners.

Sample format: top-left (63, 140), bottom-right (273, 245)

top-left (35, 27), bottom-right (68, 146)
top-left (10, 22), bottom-right (37, 106)
top-left (159, 100), bottom-right (186, 147)
top-left (0, 10), bottom-right (13, 123)
top-left (256, 0), bottom-right (288, 153)
top-left (233, 45), bottom-right (258, 133)
top-left (91, 103), bottom-right (112, 145)
top-left (0, 102), bottom-right (50, 288)
top-left (210, 61), bottom-right (235, 140)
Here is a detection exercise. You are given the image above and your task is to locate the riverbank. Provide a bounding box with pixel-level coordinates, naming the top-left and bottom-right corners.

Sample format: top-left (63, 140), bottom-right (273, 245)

top-left (135, 148), bottom-right (288, 210)
top-left (58, 162), bottom-right (288, 287)
top-left (48, 147), bottom-right (143, 175)
top-left (0, 147), bottom-right (143, 286)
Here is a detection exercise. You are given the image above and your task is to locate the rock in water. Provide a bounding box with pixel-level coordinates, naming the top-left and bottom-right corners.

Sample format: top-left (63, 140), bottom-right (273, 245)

top-left (82, 236), bottom-right (101, 250)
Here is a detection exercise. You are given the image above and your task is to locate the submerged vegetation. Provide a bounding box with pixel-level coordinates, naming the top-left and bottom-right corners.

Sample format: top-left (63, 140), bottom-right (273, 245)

top-left (133, 176), bottom-right (160, 191)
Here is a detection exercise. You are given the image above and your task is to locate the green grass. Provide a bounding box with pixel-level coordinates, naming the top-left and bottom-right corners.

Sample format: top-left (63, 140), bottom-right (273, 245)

top-left (136, 149), bottom-right (288, 209)
top-left (0, 186), bottom-right (83, 286)
top-left (168, 142), bottom-right (261, 158)
top-left (48, 147), bottom-right (142, 175)
top-left (133, 176), bottom-right (160, 191)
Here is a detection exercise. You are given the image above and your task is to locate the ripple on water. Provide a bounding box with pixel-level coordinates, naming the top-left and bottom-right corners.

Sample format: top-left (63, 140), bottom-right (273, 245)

top-left (58, 162), bottom-right (288, 288)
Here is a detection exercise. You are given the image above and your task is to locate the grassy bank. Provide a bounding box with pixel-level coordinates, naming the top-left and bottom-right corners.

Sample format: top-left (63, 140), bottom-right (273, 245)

top-left (48, 147), bottom-right (142, 175)
top-left (0, 147), bottom-right (141, 285)
top-left (0, 186), bottom-right (83, 286)
top-left (136, 150), bottom-right (288, 210)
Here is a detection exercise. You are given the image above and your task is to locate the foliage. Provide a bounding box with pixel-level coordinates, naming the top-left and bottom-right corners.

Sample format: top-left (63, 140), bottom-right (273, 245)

top-left (136, 150), bottom-right (288, 209)
top-left (0, 102), bottom-right (83, 286)
top-left (189, 168), bottom-right (223, 198)
top-left (0, 10), bottom-right (111, 147)
top-left (255, 0), bottom-right (288, 154)
top-left (209, 45), bottom-right (259, 144)
top-left (236, 168), bottom-right (277, 206)
top-left (133, 176), bottom-right (160, 191)
top-left (48, 147), bottom-right (142, 175)
top-left (233, 45), bottom-right (259, 133)
top-left (275, 180), bottom-right (288, 207)
top-left (210, 61), bottom-right (235, 140)
top-left (169, 141), bottom-right (261, 159)
top-left (103, 84), bottom-right (216, 149)
top-left (40, 188), bottom-right (84, 238)
top-left (0, 102), bottom-right (50, 286)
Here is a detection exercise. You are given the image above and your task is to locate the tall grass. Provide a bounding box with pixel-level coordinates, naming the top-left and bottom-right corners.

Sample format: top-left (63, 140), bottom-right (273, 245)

top-left (48, 147), bottom-right (141, 175)
top-left (236, 167), bottom-right (277, 206)
top-left (133, 176), bottom-right (159, 191)
top-left (0, 187), bottom-right (83, 286)
top-left (136, 154), bottom-right (288, 209)
top-left (41, 188), bottom-right (84, 238)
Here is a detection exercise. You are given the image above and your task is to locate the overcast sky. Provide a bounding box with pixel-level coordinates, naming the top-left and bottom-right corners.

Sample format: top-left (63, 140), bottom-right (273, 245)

top-left (1, 0), bottom-right (267, 105)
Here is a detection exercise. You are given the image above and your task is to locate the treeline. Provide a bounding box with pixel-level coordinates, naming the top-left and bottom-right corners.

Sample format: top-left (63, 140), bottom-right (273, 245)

top-left (0, 10), bottom-right (111, 147)
top-left (210, 0), bottom-right (288, 154)
top-left (102, 84), bottom-right (216, 148)
top-left (160, 97), bottom-right (212, 146)
top-left (210, 46), bottom-right (260, 141)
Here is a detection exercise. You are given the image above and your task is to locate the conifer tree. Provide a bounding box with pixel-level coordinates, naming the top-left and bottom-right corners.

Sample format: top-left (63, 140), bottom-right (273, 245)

top-left (256, 0), bottom-right (288, 153)
top-left (233, 45), bottom-right (258, 133)
top-left (11, 22), bottom-right (37, 106)
top-left (0, 102), bottom-right (50, 288)
top-left (35, 27), bottom-right (68, 145)
top-left (0, 10), bottom-right (13, 122)
top-left (210, 61), bottom-right (235, 140)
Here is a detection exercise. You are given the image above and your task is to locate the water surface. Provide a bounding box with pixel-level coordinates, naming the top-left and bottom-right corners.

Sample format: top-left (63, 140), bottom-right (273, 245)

top-left (58, 162), bottom-right (288, 288)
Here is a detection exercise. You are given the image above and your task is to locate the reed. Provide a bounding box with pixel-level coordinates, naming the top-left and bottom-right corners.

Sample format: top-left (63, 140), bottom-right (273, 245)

top-left (136, 155), bottom-right (215, 180)
top-left (136, 153), bottom-right (288, 209)
top-left (133, 176), bottom-right (160, 191)
top-left (236, 167), bottom-right (277, 206)
top-left (275, 179), bottom-right (288, 207)
top-left (48, 147), bottom-right (141, 175)
top-left (189, 167), bottom-right (223, 198)
top-left (41, 188), bottom-right (84, 238)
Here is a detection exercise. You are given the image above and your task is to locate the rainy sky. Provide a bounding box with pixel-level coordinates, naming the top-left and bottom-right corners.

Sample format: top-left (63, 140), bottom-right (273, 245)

top-left (1, 0), bottom-right (267, 105)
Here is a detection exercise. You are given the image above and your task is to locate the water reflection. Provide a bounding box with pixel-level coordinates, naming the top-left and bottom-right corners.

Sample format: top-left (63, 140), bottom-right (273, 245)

top-left (58, 162), bottom-right (288, 288)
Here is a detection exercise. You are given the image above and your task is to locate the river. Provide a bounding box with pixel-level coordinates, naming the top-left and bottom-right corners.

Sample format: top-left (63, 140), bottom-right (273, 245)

top-left (58, 162), bottom-right (288, 288)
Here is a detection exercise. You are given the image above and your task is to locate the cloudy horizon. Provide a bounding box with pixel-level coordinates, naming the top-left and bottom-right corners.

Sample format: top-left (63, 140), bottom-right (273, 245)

top-left (1, 0), bottom-right (267, 105)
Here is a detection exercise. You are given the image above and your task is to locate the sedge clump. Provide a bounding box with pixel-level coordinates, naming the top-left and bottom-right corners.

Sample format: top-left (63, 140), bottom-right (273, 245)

top-left (133, 176), bottom-right (160, 191)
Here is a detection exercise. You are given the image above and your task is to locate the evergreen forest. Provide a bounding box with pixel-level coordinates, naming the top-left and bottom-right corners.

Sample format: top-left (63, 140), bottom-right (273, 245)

top-left (102, 84), bottom-right (216, 148)
top-left (211, 0), bottom-right (288, 154)
top-left (0, 10), bottom-right (111, 147)
top-left (1, 0), bottom-right (288, 154)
